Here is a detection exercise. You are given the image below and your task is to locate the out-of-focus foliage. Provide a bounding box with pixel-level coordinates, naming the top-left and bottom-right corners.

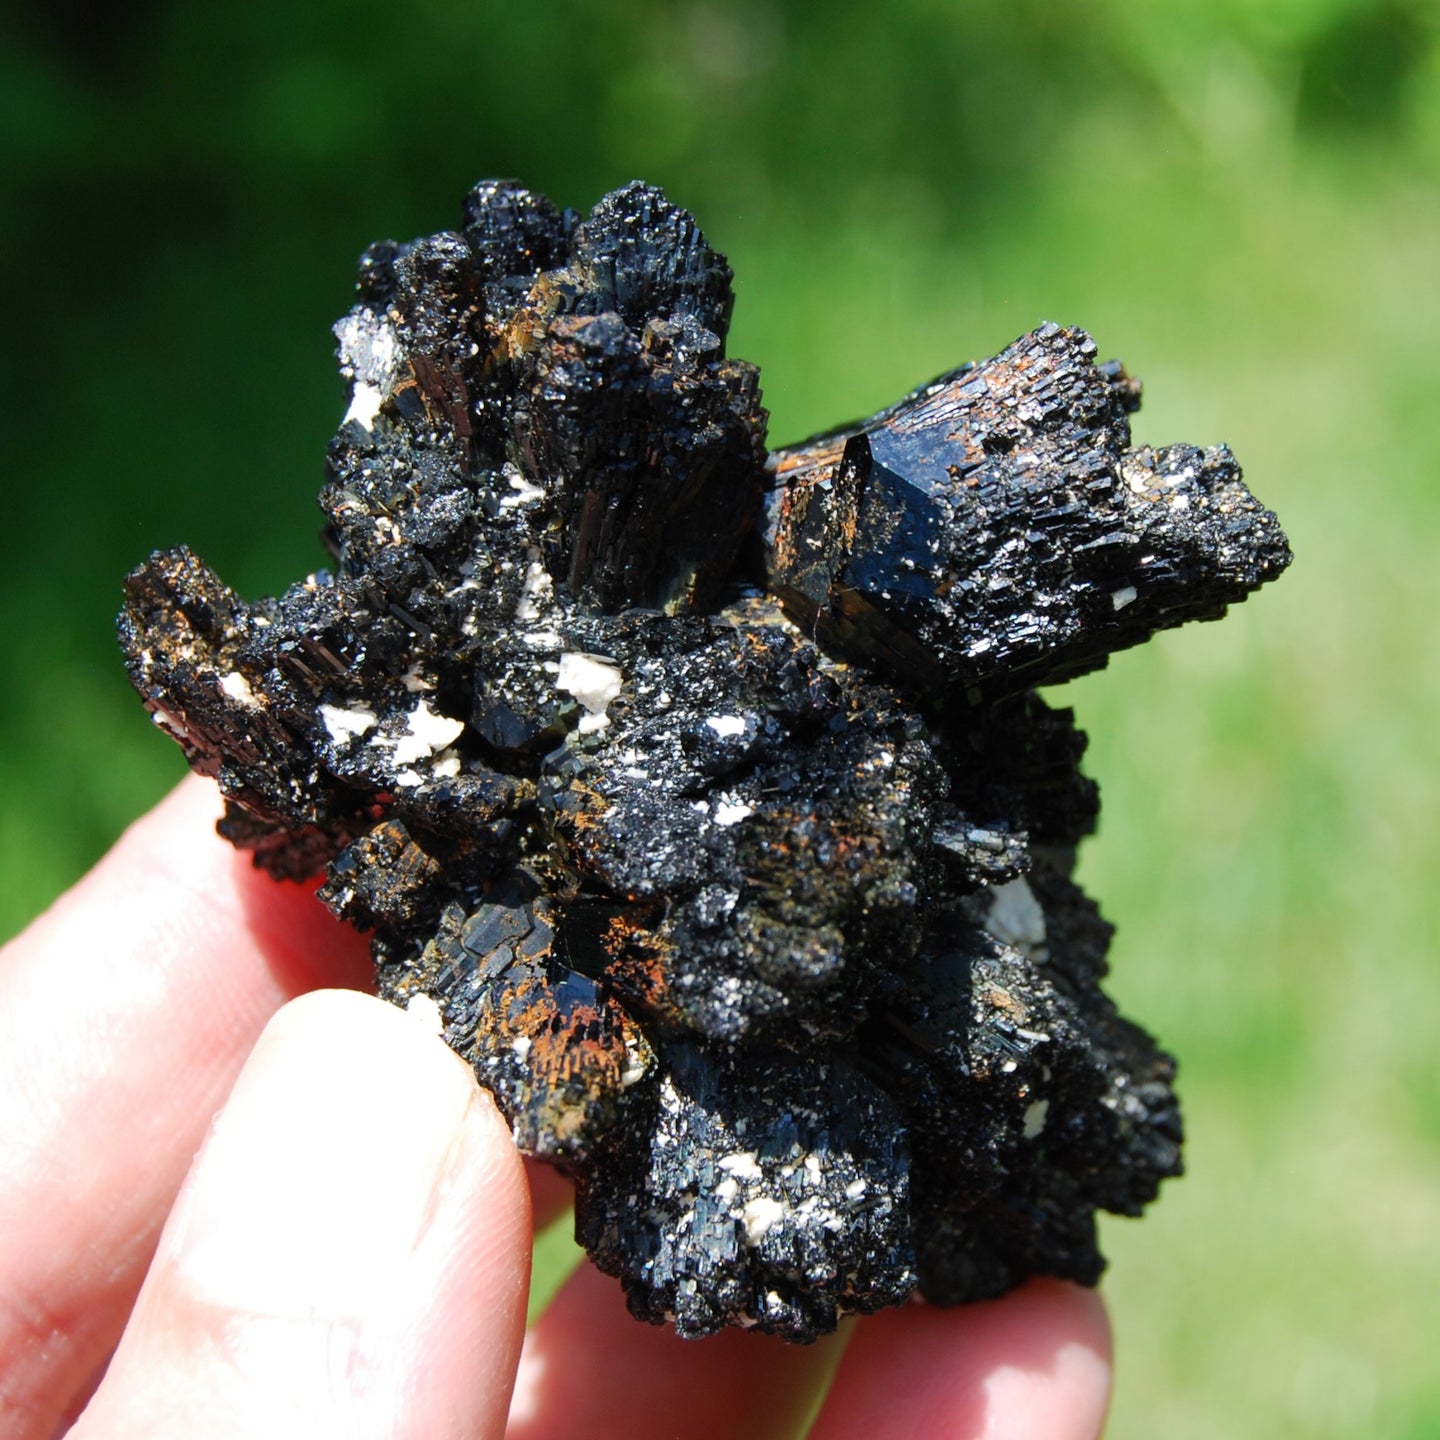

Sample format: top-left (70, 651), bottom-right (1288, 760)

top-left (3, 3), bottom-right (1437, 1436)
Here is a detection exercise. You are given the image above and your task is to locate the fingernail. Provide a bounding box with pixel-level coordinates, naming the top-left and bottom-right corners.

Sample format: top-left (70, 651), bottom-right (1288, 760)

top-left (166, 989), bottom-right (481, 1317)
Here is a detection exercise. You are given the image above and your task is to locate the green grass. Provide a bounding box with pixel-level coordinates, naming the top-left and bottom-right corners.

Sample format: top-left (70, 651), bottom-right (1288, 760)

top-left (4, 4), bottom-right (1437, 1433)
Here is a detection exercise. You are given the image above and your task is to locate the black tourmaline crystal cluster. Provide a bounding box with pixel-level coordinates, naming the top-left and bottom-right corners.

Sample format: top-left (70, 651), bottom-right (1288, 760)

top-left (119, 181), bottom-right (1290, 1341)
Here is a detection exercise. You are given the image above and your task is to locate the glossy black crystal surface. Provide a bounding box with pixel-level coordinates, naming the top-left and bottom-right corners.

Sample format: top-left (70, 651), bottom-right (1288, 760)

top-left (119, 180), bottom-right (1289, 1341)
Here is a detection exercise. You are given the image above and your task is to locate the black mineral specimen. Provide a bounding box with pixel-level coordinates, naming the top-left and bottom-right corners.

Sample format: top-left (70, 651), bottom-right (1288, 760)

top-left (119, 180), bottom-right (1290, 1341)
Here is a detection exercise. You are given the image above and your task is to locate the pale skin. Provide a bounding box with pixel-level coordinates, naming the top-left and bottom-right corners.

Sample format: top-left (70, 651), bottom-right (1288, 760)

top-left (0, 777), bottom-right (1113, 1439)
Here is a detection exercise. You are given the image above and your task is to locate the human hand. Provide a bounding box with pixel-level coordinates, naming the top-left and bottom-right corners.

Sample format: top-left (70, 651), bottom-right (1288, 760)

top-left (0, 777), bottom-right (1113, 1439)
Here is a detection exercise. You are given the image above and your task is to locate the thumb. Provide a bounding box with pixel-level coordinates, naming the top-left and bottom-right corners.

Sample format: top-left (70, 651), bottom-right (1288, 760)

top-left (71, 989), bottom-right (532, 1440)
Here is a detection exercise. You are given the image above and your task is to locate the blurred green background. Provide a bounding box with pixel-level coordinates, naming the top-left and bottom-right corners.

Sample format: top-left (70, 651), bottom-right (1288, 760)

top-left (3, 0), bottom-right (1437, 1434)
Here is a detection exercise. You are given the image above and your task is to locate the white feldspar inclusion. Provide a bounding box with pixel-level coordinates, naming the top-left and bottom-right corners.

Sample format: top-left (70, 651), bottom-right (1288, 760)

top-left (515, 560), bottom-right (553, 623)
top-left (219, 671), bottom-right (256, 705)
top-left (392, 699), bottom-right (467, 765)
top-left (1122, 451), bottom-right (1197, 496)
top-left (718, 1151), bottom-right (763, 1180)
top-left (984, 876), bottom-right (1049, 961)
top-left (714, 801), bottom-right (754, 827)
top-left (741, 1195), bottom-right (786, 1244)
top-left (500, 463), bottom-right (546, 508)
top-left (344, 382), bottom-right (386, 429)
top-left (1111, 585), bottom-right (1138, 611)
top-left (619, 1038), bottom-right (650, 1088)
top-left (557, 652), bottom-right (624, 733)
top-left (1022, 1098), bottom-right (1050, 1139)
top-left (152, 708), bottom-right (191, 741)
top-left (334, 310), bottom-right (401, 432)
top-left (706, 714), bottom-right (747, 739)
top-left (320, 701), bottom-right (378, 745)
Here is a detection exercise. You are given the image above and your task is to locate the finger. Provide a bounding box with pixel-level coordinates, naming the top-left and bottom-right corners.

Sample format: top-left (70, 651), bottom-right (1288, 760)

top-left (72, 989), bottom-right (532, 1440)
top-left (806, 1281), bottom-right (1112, 1440)
top-left (506, 1261), bottom-right (842, 1440)
top-left (0, 778), bottom-right (372, 1439)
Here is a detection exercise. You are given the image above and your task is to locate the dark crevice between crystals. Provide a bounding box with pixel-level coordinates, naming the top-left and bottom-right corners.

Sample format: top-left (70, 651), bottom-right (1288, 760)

top-left (118, 178), bottom-right (1289, 1341)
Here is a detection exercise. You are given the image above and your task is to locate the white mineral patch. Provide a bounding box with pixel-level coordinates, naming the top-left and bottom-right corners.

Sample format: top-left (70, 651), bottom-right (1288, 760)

top-left (1022, 1098), bottom-right (1050, 1139)
top-left (1111, 585), bottom-right (1138, 611)
top-left (706, 714), bottom-right (747, 739)
top-left (431, 748), bottom-right (462, 779)
top-left (511, 1035), bottom-right (532, 1061)
top-left (1123, 453), bottom-right (1196, 495)
top-left (219, 671), bottom-right (256, 705)
top-left (392, 699), bottom-right (466, 765)
top-left (742, 1196), bottom-right (786, 1244)
top-left (500, 464), bottom-right (546, 509)
top-left (719, 1151), bottom-right (763, 1181)
top-left (320, 702), bottom-right (378, 745)
top-left (844, 1178), bottom-right (867, 1200)
top-left (334, 311), bottom-right (401, 430)
top-left (714, 801), bottom-right (753, 827)
top-left (401, 664), bottom-right (435, 693)
top-left (515, 560), bottom-right (553, 623)
top-left (394, 768), bottom-right (424, 788)
top-left (619, 1040), bottom-right (650, 1088)
top-left (152, 708), bottom-right (191, 741)
top-left (344, 381), bottom-right (386, 430)
top-left (557, 652), bottom-right (624, 733)
top-left (715, 1177), bottom-right (739, 1204)
top-left (405, 993), bottom-right (444, 1035)
top-left (335, 310), bottom-right (398, 380)
top-left (1122, 456), bottom-right (1152, 494)
top-left (984, 877), bottom-right (1048, 960)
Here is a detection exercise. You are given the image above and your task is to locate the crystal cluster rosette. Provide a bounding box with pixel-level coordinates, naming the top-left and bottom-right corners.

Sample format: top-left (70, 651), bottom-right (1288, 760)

top-left (120, 180), bottom-right (1289, 1340)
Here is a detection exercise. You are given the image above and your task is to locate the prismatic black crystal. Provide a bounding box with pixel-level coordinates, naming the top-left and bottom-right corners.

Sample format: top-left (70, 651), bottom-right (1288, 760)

top-left (119, 180), bottom-right (1290, 1341)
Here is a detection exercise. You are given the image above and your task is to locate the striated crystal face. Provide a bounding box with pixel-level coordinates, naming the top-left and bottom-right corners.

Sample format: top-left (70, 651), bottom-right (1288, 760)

top-left (119, 180), bottom-right (1289, 1341)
